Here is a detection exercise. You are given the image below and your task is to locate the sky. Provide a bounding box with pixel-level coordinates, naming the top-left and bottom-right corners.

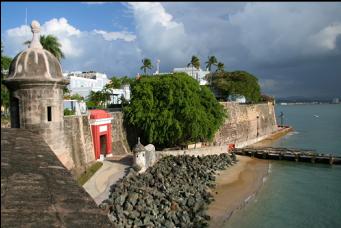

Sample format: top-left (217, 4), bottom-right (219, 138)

top-left (1, 2), bottom-right (341, 98)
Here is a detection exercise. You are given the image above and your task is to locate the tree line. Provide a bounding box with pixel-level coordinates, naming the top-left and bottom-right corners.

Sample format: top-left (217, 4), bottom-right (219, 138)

top-left (2, 34), bottom-right (272, 148)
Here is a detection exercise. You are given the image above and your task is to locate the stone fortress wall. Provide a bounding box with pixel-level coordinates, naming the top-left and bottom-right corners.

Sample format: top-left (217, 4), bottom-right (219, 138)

top-left (63, 115), bottom-right (96, 176)
top-left (62, 111), bottom-right (131, 177)
top-left (214, 101), bottom-right (278, 148)
top-left (131, 101), bottom-right (279, 172)
top-left (61, 101), bottom-right (278, 176)
top-left (109, 111), bottom-right (130, 155)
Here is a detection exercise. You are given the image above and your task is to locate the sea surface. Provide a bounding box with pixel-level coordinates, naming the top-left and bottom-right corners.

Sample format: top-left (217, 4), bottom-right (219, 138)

top-left (225, 103), bottom-right (341, 228)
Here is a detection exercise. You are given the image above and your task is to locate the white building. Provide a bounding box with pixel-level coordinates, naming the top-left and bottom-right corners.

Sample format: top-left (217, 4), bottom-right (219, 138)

top-left (173, 67), bottom-right (210, 85)
top-left (63, 100), bottom-right (88, 115)
top-left (228, 94), bottom-right (246, 103)
top-left (63, 71), bottom-right (110, 98)
top-left (332, 98), bottom-right (340, 104)
top-left (108, 84), bottom-right (131, 105)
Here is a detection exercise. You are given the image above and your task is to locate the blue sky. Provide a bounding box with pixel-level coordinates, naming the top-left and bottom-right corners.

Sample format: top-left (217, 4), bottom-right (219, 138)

top-left (1, 2), bottom-right (341, 98)
top-left (1, 2), bottom-right (134, 32)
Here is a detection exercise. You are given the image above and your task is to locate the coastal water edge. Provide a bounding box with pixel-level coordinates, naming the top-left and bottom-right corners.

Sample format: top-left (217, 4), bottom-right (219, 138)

top-left (222, 103), bottom-right (341, 228)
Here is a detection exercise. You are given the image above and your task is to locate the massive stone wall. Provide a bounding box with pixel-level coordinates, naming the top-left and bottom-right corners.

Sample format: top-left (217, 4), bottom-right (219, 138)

top-left (64, 115), bottom-right (95, 176)
top-left (60, 112), bottom-right (130, 177)
top-left (109, 111), bottom-right (131, 155)
top-left (214, 102), bottom-right (278, 147)
top-left (60, 102), bottom-right (277, 176)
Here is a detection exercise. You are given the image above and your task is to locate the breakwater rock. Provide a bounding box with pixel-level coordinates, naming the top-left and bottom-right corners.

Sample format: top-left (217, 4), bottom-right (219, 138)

top-left (100, 153), bottom-right (236, 227)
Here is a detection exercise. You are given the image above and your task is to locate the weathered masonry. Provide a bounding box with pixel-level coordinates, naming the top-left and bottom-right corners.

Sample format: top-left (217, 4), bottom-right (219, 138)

top-left (214, 101), bottom-right (278, 147)
top-left (3, 20), bottom-right (131, 174)
top-left (1, 128), bottom-right (112, 227)
top-left (3, 21), bottom-right (72, 168)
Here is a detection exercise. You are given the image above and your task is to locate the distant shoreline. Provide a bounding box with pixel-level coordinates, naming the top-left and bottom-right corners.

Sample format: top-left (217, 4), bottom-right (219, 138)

top-left (277, 102), bottom-right (340, 105)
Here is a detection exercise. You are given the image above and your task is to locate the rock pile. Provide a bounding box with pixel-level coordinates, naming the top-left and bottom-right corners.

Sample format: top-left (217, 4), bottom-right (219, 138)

top-left (101, 153), bottom-right (236, 227)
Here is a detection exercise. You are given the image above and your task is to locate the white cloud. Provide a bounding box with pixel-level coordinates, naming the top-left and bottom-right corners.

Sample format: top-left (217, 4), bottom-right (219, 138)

top-left (43, 18), bottom-right (81, 37)
top-left (6, 25), bottom-right (31, 37)
top-left (6, 18), bottom-right (81, 57)
top-left (310, 23), bottom-right (341, 50)
top-left (3, 3), bottom-right (341, 97)
top-left (94, 29), bottom-right (136, 42)
top-left (127, 2), bottom-right (192, 68)
top-left (3, 18), bottom-right (141, 76)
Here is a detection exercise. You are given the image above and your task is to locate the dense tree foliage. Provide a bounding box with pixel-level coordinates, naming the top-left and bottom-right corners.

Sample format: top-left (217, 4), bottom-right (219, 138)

top-left (1, 41), bottom-right (12, 114)
top-left (216, 62), bottom-right (224, 72)
top-left (212, 71), bottom-right (261, 102)
top-left (86, 90), bottom-right (111, 109)
top-left (260, 94), bottom-right (275, 102)
top-left (123, 73), bottom-right (226, 148)
top-left (105, 76), bottom-right (135, 90)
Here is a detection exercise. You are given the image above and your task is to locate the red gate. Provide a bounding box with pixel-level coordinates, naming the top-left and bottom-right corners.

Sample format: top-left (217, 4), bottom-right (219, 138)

top-left (89, 110), bottom-right (113, 160)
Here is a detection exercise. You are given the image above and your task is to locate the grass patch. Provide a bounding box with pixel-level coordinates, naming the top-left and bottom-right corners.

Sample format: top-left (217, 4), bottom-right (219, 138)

top-left (77, 162), bottom-right (103, 186)
top-left (1, 116), bottom-right (10, 128)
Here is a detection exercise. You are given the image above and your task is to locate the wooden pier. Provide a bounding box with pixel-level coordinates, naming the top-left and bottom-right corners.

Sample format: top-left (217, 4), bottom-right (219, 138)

top-left (232, 147), bottom-right (341, 165)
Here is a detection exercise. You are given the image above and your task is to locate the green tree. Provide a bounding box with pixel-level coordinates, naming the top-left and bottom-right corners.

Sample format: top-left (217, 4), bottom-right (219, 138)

top-left (120, 76), bottom-right (135, 86)
top-left (86, 90), bottom-right (111, 109)
top-left (216, 62), bottom-right (224, 72)
top-left (124, 72), bottom-right (226, 148)
top-left (1, 41), bottom-right (12, 114)
top-left (140, 58), bottom-right (153, 75)
top-left (106, 77), bottom-right (122, 89)
top-left (212, 71), bottom-right (261, 102)
top-left (25, 35), bottom-right (65, 61)
top-left (187, 56), bottom-right (200, 79)
top-left (205, 56), bottom-right (218, 72)
top-left (105, 76), bottom-right (135, 91)
top-left (70, 93), bottom-right (84, 101)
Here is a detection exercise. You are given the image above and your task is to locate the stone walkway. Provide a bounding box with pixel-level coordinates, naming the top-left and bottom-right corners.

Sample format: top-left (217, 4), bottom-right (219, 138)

top-left (1, 128), bottom-right (112, 227)
top-left (83, 155), bottom-right (133, 205)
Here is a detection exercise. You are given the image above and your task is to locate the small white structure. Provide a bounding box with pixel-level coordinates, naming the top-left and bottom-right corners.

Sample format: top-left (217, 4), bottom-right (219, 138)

top-left (63, 100), bottom-right (88, 115)
top-left (332, 98), bottom-right (340, 104)
top-left (228, 94), bottom-right (246, 103)
top-left (155, 59), bottom-right (160, 74)
top-left (63, 71), bottom-right (110, 98)
top-left (173, 67), bottom-right (209, 85)
top-left (108, 84), bottom-right (131, 104)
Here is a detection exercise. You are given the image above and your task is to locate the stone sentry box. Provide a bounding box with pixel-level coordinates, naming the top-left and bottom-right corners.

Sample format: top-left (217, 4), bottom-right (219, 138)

top-left (3, 21), bottom-right (72, 168)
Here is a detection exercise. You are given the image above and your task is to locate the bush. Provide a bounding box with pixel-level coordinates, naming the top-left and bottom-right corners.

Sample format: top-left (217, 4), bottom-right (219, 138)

top-left (261, 94), bottom-right (275, 102)
top-left (212, 71), bottom-right (261, 102)
top-left (64, 108), bottom-right (75, 116)
top-left (123, 73), bottom-right (226, 148)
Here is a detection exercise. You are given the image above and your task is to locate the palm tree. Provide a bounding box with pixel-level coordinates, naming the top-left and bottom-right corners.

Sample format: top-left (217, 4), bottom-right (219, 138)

top-left (24, 35), bottom-right (65, 61)
top-left (140, 58), bottom-right (153, 75)
top-left (187, 55), bottom-right (200, 80)
top-left (205, 56), bottom-right (218, 72)
top-left (205, 56), bottom-right (218, 85)
top-left (216, 62), bottom-right (225, 73)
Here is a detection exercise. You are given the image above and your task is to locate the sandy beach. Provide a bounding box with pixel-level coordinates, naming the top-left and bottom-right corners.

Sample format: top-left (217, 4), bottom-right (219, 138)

top-left (208, 155), bottom-right (270, 227)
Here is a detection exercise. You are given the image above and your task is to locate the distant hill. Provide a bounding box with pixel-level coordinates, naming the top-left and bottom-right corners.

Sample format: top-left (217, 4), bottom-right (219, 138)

top-left (276, 96), bottom-right (339, 103)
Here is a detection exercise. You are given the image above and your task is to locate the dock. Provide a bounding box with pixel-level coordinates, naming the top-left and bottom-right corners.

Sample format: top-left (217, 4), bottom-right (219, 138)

top-left (232, 147), bottom-right (341, 165)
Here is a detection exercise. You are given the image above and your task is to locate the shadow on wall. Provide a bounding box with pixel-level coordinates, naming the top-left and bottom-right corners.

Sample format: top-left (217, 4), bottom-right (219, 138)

top-left (123, 119), bottom-right (144, 151)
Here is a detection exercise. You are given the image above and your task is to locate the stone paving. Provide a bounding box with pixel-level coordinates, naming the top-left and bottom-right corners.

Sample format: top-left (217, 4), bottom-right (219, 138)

top-left (1, 128), bottom-right (112, 227)
top-left (83, 155), bottom-right (133, 205)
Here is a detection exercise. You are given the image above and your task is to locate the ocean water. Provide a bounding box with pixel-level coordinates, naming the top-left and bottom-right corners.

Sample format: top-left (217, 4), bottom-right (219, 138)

top-left (225, 104), bottom-right (341, 228)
